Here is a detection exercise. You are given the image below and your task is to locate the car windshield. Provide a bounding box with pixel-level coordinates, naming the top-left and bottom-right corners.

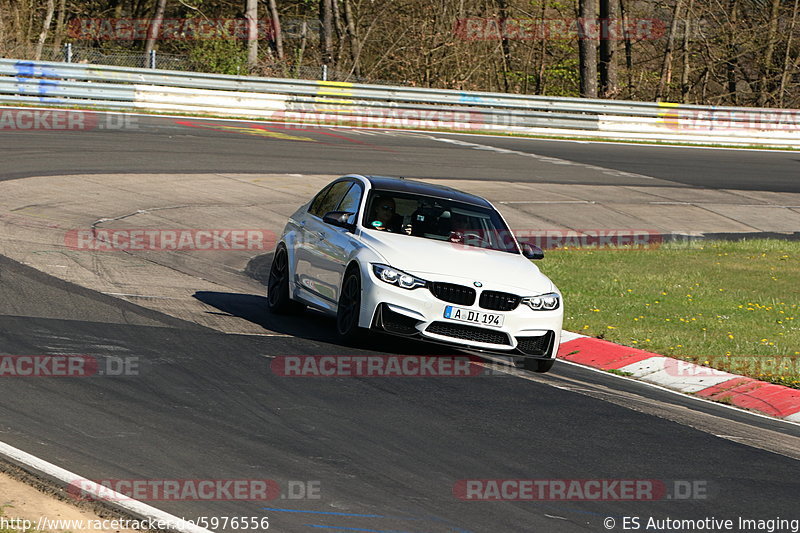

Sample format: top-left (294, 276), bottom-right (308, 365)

top-left (361, 190), bottom-right (519, 254)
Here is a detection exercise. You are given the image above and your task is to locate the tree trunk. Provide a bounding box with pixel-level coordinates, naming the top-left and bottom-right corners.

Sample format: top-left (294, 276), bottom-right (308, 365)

top-left (657, 0), bottom-right (683, 101)
top-left (758, 0), bottom-right (781, 106)
top-left (34, 0), bottom-right (56, 60)
top-left (497, 0), bottom-right (512, 92)
top-left (246, 0), bottom-right (258, 69)
top-left (268, 0), bottom-right (284, 61)
top-left (144, 0), bottom-right (167, 64)
top-left (599, 0), bottom-right (618, 97)
top-left (535, 0), bottom-right (547, 94)
top-left (779, 0), bottom-right (800, 106)
top-left (331, 0), bottom-right (345, 64)
top-left (296, 20), bottom-right (308, 78)
top-left (619, 0), bottom-right (634, 97)
top-left (681, 0), bottom-right (694, 103)
top-left (726, 0), bottom-right (739, 104)
top-left (320, 0), bottom-right (334, 69)
top-left (342, 0), bottom-right (361, 77)
top-left (51, 0), bottom-right (67, 50)
top-left (578, 0), bottom-right (598, 97)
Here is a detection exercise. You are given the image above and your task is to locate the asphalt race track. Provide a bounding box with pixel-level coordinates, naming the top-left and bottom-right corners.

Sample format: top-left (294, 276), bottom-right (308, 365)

top-left (2, 113), bottom-right (799, 192)
top-left (1, 113), bottom-right (799, 533)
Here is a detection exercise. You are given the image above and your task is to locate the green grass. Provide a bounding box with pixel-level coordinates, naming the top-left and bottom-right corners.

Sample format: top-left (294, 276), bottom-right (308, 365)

top-left (539, 239), bottom-right (800, 388)
top-left (0, 506), bottom-right (37, 533)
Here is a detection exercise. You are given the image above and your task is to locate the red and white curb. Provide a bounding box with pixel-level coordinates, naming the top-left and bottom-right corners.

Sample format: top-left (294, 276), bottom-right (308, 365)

top-left (557, 332), bottom-right (800, 423)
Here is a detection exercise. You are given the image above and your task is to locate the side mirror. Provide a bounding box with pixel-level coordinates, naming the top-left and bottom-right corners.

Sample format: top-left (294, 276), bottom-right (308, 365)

top-left (521, 243), bottom-right (544, 260)
top-left (322, 211), bottom-right (356, 231)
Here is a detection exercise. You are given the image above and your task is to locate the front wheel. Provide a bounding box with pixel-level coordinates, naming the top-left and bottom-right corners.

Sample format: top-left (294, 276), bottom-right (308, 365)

top-left (267, 246), bottom-right (304, 315)
top-left (336, 268), bottom-right (363, 342)
top-left (522, 358), bottom-right (555, 373)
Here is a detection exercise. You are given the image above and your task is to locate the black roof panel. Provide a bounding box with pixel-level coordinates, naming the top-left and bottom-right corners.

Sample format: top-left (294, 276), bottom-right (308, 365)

top-left (363, 175), bottom-right (492, 208)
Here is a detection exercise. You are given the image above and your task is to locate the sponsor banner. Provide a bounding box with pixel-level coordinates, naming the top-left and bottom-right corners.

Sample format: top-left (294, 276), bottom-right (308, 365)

top-left (65, 229), bottom-right (276, 252)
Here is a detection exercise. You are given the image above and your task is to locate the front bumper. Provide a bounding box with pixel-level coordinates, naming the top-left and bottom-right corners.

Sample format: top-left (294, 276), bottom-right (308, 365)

top-left (359, 272), bottom-right (563, 358)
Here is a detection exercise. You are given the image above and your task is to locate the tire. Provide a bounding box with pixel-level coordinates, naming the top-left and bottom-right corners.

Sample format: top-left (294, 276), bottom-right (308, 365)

top-left (336, 267), bottom-right (363, 342)
top-left (523, 357), bottom-right (555, 373)
top-left (267, 245), bottom-right (304, 315)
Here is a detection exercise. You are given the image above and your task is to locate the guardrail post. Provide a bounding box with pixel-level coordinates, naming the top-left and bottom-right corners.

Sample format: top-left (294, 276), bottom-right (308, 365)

top-left (149, 50), bottom-right (157, 69)
top-left (64, 43), bottom-right (73, 63)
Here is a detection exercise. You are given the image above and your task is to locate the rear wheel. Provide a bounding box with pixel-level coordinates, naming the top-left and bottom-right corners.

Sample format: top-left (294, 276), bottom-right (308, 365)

top-left (336, 267), bottom-right (363, 342)
top-left (267, 246), bottom-right (304, 314)
top-left (523, 358), bottom-right (555, 373)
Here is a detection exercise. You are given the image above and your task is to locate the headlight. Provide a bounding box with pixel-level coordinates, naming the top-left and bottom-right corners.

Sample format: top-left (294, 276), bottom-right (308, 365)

top-left (522, 292), bottom-right (560, 311)
top-left (372, 264), bottom-right (427, 290)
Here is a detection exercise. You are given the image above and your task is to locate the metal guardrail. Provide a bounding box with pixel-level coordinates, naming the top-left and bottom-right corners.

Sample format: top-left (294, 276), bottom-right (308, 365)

top-left (1, 58), bottom-right (798, 146)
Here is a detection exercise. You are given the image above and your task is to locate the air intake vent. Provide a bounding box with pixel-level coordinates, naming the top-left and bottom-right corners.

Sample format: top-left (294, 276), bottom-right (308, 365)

top-left (428, 282), bottom-right (476, 306)
top-left (479, 290), bottom-right (520, 311)
top-left (426, 322), bottom-right (510, 345)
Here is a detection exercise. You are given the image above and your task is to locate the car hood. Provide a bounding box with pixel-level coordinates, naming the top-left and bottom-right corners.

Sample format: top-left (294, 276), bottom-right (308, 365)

top-left (358, 230), bottom-right (556, 295)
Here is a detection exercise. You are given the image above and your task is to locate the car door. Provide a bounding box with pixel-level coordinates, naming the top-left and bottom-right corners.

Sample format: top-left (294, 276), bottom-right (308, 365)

top-left (294, 180), bottom-right (351, 298)
top-left (294, 180), bottom-right (358, 302)
top-left (310, 181), bottom-right (364, 303)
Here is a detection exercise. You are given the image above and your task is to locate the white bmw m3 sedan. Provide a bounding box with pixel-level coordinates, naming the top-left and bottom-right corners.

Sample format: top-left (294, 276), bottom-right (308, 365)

top-left (268, 175), bottom-right (563, 372)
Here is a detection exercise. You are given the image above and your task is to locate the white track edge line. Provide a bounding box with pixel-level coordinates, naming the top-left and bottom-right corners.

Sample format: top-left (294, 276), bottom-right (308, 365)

top-left (0, 441), bottom-right (213, 533)
top-left (1, 105), bottom-right (797, 153)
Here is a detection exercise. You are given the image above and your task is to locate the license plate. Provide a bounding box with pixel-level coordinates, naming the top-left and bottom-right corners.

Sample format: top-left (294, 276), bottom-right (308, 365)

top-left (444, 306), bottom-right (504, 327)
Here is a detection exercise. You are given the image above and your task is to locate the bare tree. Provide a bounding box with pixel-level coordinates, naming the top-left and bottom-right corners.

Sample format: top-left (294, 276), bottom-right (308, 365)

top-left (268, 0), bottom-right (283, 61)
top-left (726, 0), bottom-right (739, 104)
top-left (342, 0), bottom-right (361, 77)
top-left (51, 0), bottom-right (67, 50)
top-left (320, 0), bottom-right (334, 70)
top-left (758, 0), bottom-right (781, 106)
top-left (599, 0), bottom-right (618, 97)
top-left (246, 0), bottom-right (258, 69)
top-left (657, 0), bottom-right (684, 100)
top-left (144, 0), bottom-right (167, 64)
top-left (779, 0), bottom-right (800, 106)
top-left (578, 0), bottom-right (598, 97)
top-left (34, 0), bottom-right (56, 60)
top-left (496, 0), bottom-right (512, 92)
top-left (619, 0), bottom-right (635, 97)
top-left (680, 0), bottom-right (694, 102)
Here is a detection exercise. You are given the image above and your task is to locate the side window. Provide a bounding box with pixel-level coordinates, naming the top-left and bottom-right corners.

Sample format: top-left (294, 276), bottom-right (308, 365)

top-left (308, 181), bottom-right (351, 218)
top-left (336, 183), bottom-right (363, 225)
